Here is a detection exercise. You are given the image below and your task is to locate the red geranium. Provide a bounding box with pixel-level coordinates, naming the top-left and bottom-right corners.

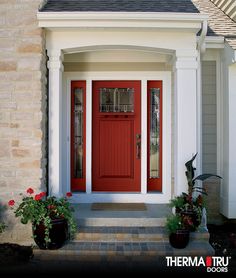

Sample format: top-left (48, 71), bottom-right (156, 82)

top-left (66, 192), bottom-right (72, 198)
top-left (39, 192), bottom-right (46, 198)
top-left (8, 200), bottom-right (15, 206)
top-left (34, 194), bottom-right (41, 201)
top-left (26, 188), bottom-right (34, 195)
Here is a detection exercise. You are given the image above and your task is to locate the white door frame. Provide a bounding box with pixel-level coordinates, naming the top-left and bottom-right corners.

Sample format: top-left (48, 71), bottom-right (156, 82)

top-left (62, 71), bottom-right (172, 203)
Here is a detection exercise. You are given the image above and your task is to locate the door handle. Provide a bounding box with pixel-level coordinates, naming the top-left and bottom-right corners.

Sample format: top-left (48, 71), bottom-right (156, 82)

top-left (136, 142), bottom-right (141, 159)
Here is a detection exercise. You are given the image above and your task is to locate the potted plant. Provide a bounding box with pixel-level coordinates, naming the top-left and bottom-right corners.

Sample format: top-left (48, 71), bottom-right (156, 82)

top-left (165, 214), bottom-right (190, 249)
top-left (8, 188), bottom-right (77, 250)
top-left (169, 153), bottom-right (222, 232)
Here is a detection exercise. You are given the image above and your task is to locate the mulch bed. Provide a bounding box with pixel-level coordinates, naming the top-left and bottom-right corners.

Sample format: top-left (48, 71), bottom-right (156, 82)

top-left (0, 243), bottom-right (33, 266)
top-left (208, 223), bottom-right (236, 257)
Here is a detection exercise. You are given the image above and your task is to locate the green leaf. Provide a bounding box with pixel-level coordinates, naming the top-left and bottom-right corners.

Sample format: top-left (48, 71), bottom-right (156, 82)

top-left (193, 174), bottom-right (222, 182)
top-left (185, 153), bottom-right (197, 174)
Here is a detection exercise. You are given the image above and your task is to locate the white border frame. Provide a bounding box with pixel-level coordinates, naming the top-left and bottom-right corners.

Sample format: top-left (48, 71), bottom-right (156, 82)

top-left (63, 71), bottom-right (171, 203)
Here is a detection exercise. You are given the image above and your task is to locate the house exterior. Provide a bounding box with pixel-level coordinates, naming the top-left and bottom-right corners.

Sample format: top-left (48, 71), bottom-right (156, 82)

top-left (0, 0), bottom-right (236, 243)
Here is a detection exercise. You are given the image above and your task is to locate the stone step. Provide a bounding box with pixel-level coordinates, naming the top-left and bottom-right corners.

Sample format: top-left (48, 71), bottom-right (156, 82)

top-left (33, 239), bottom-right (215, 258)
top-left (74, 226), bottom-right (210, 242)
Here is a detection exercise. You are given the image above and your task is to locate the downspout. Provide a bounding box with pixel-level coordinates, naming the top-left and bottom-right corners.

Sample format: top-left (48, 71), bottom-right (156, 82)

top-left (197, 19), bottom-right (208, 229)
top-left (196, 19), bottom-right (207, 176)
top-left (198, 19), bottom-right (208, 54)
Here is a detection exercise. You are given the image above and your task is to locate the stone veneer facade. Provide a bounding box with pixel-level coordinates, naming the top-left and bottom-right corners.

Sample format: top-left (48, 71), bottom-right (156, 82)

top-left (0, 0), bottom-right (47, 243)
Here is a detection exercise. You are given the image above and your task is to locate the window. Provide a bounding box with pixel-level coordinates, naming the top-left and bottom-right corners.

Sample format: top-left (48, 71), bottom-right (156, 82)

top-left (147, 81), bottom-right (162, 191)
top-left (71, 81), bottom-right (86, 191)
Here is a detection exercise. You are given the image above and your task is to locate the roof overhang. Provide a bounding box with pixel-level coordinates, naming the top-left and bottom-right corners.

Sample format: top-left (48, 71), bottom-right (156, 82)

top-left (37, 11), bottom-right (208, 32)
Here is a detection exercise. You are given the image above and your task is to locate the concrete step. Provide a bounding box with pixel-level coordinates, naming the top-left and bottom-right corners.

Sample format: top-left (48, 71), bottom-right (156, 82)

top-left (77, 217), bottom-right (166, 227)
top-left (73, 203), bottom-right (171, 227)
top-left (74, 226), bottom-right (210, 242)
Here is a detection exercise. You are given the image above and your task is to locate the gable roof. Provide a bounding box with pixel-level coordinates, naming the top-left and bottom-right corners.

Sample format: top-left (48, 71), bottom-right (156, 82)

top-left (192, 0), bottom-right (236, 49)
top-left (40, 0), bottom-right (199, 13)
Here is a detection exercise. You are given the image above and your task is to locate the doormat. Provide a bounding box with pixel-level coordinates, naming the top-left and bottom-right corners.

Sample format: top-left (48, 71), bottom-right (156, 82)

top-left (91, 203), bottom-right (147, 211)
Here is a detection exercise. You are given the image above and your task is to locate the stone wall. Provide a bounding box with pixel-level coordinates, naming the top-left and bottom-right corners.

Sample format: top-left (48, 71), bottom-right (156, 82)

top-left (0, 0), bottom-right (47, 244)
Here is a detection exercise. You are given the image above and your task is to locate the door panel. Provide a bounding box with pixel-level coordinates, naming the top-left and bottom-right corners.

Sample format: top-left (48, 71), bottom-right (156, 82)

top-left (92, 81), bottom-right (141, 192)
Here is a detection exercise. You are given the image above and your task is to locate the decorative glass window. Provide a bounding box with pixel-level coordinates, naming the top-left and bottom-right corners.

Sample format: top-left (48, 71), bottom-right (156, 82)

top-left (73, 88), bottom-right (83, 179)
top-left (100, 88), bottom-right (134, 112)
top-left (149, 88), bottom-right (160, 178)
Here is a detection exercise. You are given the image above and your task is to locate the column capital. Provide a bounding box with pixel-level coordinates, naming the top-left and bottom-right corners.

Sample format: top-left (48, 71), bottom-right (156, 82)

top-left (47, 49), bottom-right (64, 71)
top-left (175, 49), bottom-right (198, 70)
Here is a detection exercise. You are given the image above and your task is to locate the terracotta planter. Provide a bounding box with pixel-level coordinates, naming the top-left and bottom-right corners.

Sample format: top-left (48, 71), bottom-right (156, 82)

top-left (169, 229), bottom-right (190, 249)
top-left (33, 218), bottom-right (68, 250)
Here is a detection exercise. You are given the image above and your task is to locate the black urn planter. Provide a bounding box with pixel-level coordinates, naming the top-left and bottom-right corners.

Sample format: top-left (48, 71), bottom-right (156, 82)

top-left (169, 229), bottom-right (190, 249)
top-left (33, 218), bottom-right (68, 250)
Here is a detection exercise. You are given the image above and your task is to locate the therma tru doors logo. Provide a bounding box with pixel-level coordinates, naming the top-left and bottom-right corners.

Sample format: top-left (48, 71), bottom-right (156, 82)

top-left (166, 256), bottom-right (231, 272)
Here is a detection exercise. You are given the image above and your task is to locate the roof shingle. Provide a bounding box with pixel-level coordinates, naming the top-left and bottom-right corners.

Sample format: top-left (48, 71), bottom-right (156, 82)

top-left (40, 0), bottom-right (200, 13)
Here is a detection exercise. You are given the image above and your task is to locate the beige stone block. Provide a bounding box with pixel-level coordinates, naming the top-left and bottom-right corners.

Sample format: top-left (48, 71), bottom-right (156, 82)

top-left (11, 139), bottom-right (19, 147)
top-left (0, 81), bottom-right (14, 91)
top-left (12, 148), bottom-right (31, 157)
top-left (34, 130), bottom-right (43, 139)
top-left (0, 29), bottom-right (20, 38)
top-left (17, 43), bottom-right (42, 53)
top-left (0, 170), bottom-right (16, 177)
top-left (0, 102), bottom-right (16, 110)
top-left (18, 138), bottom-right (41, 147)
top-left (19, 160), bottom-right (40, 169)
top-left (11, 112), bottom-right (34, 121)
top-left (0, 38), bottom-right (15, 51)
top-left (0, 128), bottom-right (15, 138)
top-left (17, 102), bottom-right (41, 111)
top-left (14, 72), bottom-right (33, 82)
top-left (20, 121), bottom-right (41, 129)
top-left (16, 129), bottom-right (32, 138)
top-left (14, 81), bottom-right (32, 91)
top-left (0, 180), bottom-right (7, 188)
top-left (17, 58), bottom-right (41, 71)
top-left (0, 13), bottom-right (6, 26)
top-left (16, 169), bottom-right (42, 178)
top-left (0, 61), bottom-right (17, 72)
top-left (0, 123), bottom-right (8, 127)
top-left (0, 139), bottom-right (10, 157)
top-left (12, 92), bottom-right (33, 102)
top-left (23, 28), bottom-right (43, 37)
top-left (6, 11), bottom-right (36, 27)
top-left (0, 91), bottom-right (12, 100)
top-left (10, 123), bottom-right (19, 128)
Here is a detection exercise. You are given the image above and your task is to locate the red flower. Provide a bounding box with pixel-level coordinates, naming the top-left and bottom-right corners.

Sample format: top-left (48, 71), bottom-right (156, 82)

top-left (34, 194), bottom-right (41, 201)
top-left (66, 192), bottom-right (72, 198)
top-left (8, 200), bottom-right (15, 206)
top-left (39, 192), bottom-right (46, 198)
top-left (26, 188), bottom-right (34, 195)
top-left (47, 205), bottom-right (55, 210)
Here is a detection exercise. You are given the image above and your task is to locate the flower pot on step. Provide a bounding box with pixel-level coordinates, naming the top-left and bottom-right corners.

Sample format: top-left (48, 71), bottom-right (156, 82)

top-left (33, 218), bottom-right (68, 250)
top-left (169, 229), bottom-right (190, 249)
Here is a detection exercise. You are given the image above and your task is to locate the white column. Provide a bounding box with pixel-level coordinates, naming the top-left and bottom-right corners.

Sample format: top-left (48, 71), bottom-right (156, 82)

top-left (47, 50), bottom-right (64, 197)
top-left (174, 51), bottom-right (198, 195)
top-left (226, 64), bottom-right (236, 217)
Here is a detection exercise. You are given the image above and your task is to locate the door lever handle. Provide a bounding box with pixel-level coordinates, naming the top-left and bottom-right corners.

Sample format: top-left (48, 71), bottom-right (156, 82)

top-left (136, 141), bottom-right (141, 159)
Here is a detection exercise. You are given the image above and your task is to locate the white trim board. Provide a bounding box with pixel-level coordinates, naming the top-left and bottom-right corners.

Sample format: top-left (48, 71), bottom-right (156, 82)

top-left (63, 71), bottom-right (172, 204)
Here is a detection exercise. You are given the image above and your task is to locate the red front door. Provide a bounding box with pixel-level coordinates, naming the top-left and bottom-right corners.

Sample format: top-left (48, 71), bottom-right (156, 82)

top-left (92, 81), bottom-right (141, 192)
